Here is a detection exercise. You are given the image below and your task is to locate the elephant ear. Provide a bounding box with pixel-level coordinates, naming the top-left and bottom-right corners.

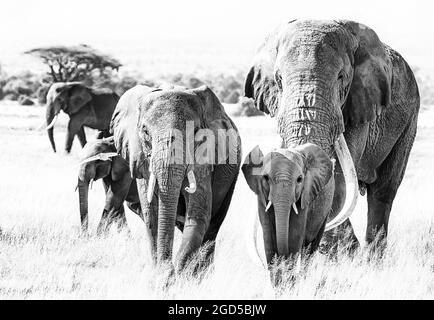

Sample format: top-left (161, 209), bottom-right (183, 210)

top-left (192, 86), bottom-right (241, 165)
top-left (111, 85), bottom-right (155, 179)
top-left (295, 144), bottom-right (333, 209)
top-left (244, 21), bottom-right (297, 116)
top-left (67, 84), bottom-right (92, 114)
top-left (191, 85), bottom-right (227, 122)
top-left (341, 21), bottom-right (392, 127)
top-left (242, 146), bottom-right (270, 206)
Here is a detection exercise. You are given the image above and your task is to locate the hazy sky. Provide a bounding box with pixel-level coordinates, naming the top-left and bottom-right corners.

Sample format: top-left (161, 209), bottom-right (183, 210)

top-left (2, 0), bottom-right (433, 72)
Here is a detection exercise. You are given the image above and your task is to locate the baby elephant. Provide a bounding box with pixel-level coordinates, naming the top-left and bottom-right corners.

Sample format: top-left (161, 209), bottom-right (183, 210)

top-left (242, 144), bottom-right (335, 266)
top-left (76, 137), bottom-right (142, 234)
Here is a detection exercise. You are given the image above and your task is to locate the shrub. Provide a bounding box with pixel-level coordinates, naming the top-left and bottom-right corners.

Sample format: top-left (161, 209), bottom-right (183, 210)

top-left (413, 67), bottom-right (434, 110)
top-left (18, 95), bottom-right (35, 106)
top-left (36, 84), bottom-right (51, 104)
top-left (225, 90), bottom-right (240, 104)
top-left (2, 71), bottom-right (42, 101)
top-left (238, 97), bottom-right (263, 117)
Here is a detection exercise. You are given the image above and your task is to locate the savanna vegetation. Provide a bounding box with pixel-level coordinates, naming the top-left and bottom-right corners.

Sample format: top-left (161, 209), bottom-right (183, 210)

top-left (0, 42), bottom-right (434, 299)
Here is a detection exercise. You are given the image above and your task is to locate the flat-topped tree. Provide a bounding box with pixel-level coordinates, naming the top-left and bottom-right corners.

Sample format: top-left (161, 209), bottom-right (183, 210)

top-left (24, 44), bottom-right (122, 83)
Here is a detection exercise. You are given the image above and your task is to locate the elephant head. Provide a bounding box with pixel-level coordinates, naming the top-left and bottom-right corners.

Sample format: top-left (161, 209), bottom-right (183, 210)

top-left (46, 82), bottom-right (92, 152)
top-left (243, 145), bottom-right (335, 259)
top-left (111, 85), bottom-right (239, 265)
top-left (76, 137), bottom-right (120, 231)
top-left (244, 20), bottom-right (390, 250)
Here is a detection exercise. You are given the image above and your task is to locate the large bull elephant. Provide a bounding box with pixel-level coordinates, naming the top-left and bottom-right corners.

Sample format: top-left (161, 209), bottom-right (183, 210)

top-left (76, 137), bottom-right (142, 234)
top-left (45, 82), bottom-right (119, 153)
top-left (110, 85), bottom-right (241, 270)
top-left (243, 20), bottom-right (420, 261)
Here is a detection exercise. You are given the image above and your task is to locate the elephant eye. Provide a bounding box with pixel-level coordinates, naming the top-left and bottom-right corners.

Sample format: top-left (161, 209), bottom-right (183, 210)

top-left (263, 175), bottom-right (270, 182)
top-left (296, 175), bottom-right (303, 183)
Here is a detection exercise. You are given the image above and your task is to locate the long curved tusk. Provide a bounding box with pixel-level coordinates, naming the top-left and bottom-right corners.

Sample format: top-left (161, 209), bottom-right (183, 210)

top-left (147, 172), bottom-right (156, 204)
top-left (77, 153), bottom-right (118, 166)
top-left (292, 203), bottom-right (298, 215)
top-left (185, 170), bottom-right (196, 193)
top-left (265, 201), bottom-right (272, 212)
top-left (46, 114), bottom-right (59, 130)
top-left (89, 179), bottom-right (94, 190)
top-left (246, 209), bottom-right (268, 270)
top-left (325, 133), bottom-right (359, 231)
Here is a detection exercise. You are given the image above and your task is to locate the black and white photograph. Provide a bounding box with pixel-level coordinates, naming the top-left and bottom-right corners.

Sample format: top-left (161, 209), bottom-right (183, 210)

top-left (0, 0), bottom-right (433, 303)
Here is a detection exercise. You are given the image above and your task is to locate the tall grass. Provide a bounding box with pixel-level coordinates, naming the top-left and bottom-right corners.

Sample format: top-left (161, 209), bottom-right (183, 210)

top-left (0, 103), bottom-right (433, 299)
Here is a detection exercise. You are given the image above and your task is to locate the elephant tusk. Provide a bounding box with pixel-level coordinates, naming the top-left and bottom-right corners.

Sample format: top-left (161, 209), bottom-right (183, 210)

top-left (147, 172), bottom-right (156, 204)
top-left (89, 179), bottom-right (94, 190)
top-left (77, 153), bottom-right (118, 166)
top-left (294, 255), bottom-right (302, 274)
top-left (265, 201), bottom-right (272, 212)
top-left (292, 203), bottom-right (298, 215)
top-left (185, 170), bottom-right (197, 193)
top-left (246, 207), bottom-right (269, 270)
top-left (46, 114), bottom-right (58, 130)
top-left (325, 133), bottom-right (359, 231)
top-left (97, 152), bottom-right (118, 161)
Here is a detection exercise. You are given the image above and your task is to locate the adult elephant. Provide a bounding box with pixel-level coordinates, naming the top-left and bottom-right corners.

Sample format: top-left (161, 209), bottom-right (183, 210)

top-left (76, 137), bottom-right (142, 234)
top-left (111, 85), bottom-right (241, 270)
top-left (45, 82), bottom-right (119, 153)
top-left (244, 20), bottom-right (419, 261)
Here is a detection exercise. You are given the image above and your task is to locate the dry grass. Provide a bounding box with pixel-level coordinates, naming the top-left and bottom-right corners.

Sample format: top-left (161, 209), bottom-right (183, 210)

top-left (1, 101), bottom-right (433, 299)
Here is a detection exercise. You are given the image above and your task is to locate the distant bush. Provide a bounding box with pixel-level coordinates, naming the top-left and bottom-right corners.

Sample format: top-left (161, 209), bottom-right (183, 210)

top-left (413, 67), bottom-right (434, 110)
top-left (18, 95), bottom-right (35, 106)
top-left (1, 71), bottom-right (42, 102)
top-left (36, 84), bottom-right (51, 104)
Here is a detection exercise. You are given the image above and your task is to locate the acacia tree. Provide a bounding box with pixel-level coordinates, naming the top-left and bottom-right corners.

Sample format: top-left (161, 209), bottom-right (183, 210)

top-left (24, 44), bottom-right (122, 83)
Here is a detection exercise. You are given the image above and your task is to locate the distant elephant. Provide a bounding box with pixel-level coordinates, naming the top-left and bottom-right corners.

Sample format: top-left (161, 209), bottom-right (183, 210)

top-left (244, 20), bottom-right (420, 259)
top-left (77, 136), bottom-right (142, 234)
top-left (111, 85), bottom-right (241, 270)
top-left (243, 145), bottom-right (335, 265)
top-left (45, 82), bottom-right (119, 153)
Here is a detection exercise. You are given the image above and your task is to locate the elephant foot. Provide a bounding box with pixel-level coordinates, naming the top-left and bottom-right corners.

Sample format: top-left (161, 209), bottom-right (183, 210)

top-left (365, 229), bottom-right (387, 260)
top-left (269, 256), bottom-right (301, 289)
top-left (155, 262), bottom-right (176, 291)
top-left (320, 219), bottom-right (360, 258)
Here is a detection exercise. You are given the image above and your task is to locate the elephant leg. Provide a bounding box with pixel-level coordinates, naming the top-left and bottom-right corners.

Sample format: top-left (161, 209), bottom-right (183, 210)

top-left (175, 178), bottom-right (212, 272)
top-left (65, 119), bottom-right (84, 153)
top-left (320, 219), bottom-right (360, 256)
top-left (76, 127), bottom-right (87, 148)
top-left (203, 166), bottom-right (239, 243)
top-left (96, 174), bottom-right (132, 235)
top-left (202, 172), bottom-right (238, 264)
top-left (126, 201), bottom-right (143, 221)
top-left (96, 178), bottom-right (111, 233)
top-left (136, 178), bottom-right (158, 263)
top-left (365, 116), bottom-right (416, 250)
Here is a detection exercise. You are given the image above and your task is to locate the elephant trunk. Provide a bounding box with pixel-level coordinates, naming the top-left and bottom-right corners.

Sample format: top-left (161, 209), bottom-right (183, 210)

top-left (273, 198), bottom-right (292, 257)
top-left (78, 178), bottom-right (89, 232)
top-left (152, 137), bottom-right (186, 264)
top-left (279, 77), bottom-right (344, 154)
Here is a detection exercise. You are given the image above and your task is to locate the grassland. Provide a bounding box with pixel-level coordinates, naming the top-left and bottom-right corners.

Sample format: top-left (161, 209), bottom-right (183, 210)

top-left (0, 102), bottom-right (433, 299)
